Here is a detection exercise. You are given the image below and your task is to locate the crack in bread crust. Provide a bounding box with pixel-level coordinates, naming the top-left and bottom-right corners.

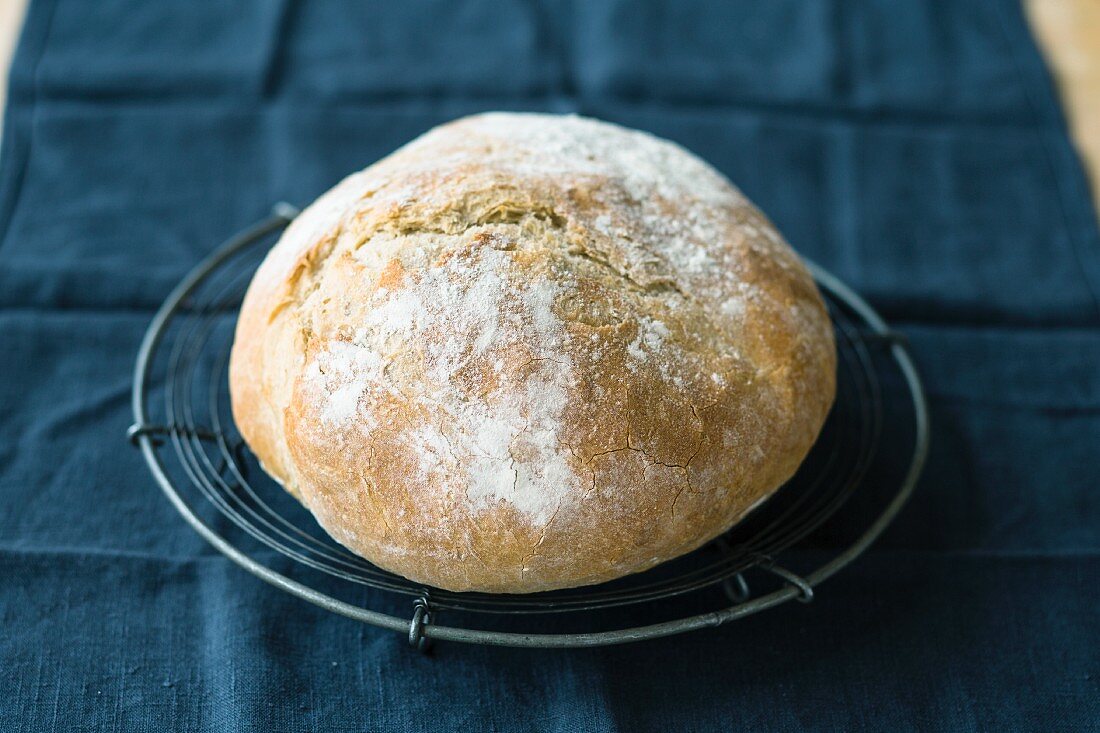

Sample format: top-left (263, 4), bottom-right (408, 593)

top-left (228, 112), bottom-right (836, 593)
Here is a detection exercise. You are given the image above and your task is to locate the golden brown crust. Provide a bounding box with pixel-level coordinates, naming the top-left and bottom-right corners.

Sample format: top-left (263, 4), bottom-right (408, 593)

top-left (229, 112), bottom-right (836, 593)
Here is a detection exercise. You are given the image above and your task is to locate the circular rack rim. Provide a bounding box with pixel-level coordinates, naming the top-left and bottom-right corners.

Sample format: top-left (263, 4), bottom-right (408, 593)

top-left (129, 203), bottom-right (930, 649)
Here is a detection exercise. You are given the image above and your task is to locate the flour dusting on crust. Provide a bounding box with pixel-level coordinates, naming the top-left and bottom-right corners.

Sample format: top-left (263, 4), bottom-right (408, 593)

top-left (304, 247), bottom-right (581, 523)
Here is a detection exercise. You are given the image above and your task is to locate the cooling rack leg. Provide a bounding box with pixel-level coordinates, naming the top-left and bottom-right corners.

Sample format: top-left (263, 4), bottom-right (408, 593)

top-left (755, 557), bottom-right (815, 604)
top-left (408, 592), bottom-right (434, 654)
top-left (721, 573), bottom-right (751, 603)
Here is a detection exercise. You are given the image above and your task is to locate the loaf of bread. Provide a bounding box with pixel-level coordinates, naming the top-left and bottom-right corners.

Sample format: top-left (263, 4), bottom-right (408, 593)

top-left (229, 112), bottom-right (835, 593)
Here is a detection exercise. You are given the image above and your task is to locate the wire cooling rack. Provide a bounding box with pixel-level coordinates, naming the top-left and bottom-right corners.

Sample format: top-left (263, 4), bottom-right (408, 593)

top-left (129, 204), bottom-right (929, 650)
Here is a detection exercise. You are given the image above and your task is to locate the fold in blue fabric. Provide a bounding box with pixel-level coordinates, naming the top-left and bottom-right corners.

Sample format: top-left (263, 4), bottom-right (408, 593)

top-left (1, 1), bottom-right (1097, 730)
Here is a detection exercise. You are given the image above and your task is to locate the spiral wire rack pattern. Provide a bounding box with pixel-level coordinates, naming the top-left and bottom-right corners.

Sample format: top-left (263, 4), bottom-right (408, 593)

top-left (130, 205), bottom-right (929, 648)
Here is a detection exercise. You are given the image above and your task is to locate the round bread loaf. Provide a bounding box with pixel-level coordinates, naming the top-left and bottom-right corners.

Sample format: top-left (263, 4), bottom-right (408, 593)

top-left (229, 112), bottom-right (835, 593)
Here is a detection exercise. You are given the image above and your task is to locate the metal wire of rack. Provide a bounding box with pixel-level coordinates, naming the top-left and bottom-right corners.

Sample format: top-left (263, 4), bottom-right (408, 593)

top-left (129, 204), bottom-right (929, 649)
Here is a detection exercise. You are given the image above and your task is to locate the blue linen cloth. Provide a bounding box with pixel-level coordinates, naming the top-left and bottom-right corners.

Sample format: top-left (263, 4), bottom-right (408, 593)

top-left (1, 1), bottom-right (1097, 730)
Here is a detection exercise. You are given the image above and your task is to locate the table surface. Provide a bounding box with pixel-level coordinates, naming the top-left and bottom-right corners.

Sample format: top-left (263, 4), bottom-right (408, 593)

top-left (1025, 0), bottom-right (1100, 211)
top-left (0, 0), bottom-right (25, 132)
